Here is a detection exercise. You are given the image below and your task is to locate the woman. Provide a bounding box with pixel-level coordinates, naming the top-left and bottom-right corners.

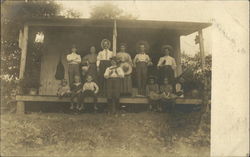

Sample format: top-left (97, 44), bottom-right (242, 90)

top-left (97, 39), bottom-right (114, 95)
top-left (104, 57), bottom-right (124, 114)
top-left (157, 45), bottom-right (176, 85)
top-left (82, 46), bottom-right (98, 83)
top-left (116, 43), bottom-right (133, 96)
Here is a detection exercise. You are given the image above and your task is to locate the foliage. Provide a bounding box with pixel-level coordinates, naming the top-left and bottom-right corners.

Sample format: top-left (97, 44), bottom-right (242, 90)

top-left (90, 2), bottom-right (137, 20)
top-left (180, 53), bottom-right (212, 94)
top-left (62, 8), bottom-right (82, 18)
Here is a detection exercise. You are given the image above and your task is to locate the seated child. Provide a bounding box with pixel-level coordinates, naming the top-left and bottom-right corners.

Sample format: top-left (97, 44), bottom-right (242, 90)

top-left (159, 78), bottom-right (177, 112)
top-left (175, 77), bottom-right (185, 98)
top-left (146, 76), bottom-right (160, 111)
top-left (57, 79), bottom-right (71, 98)
top-left (79, 75), bottom-right (99, 111)
top-left (70, 75), bottom-right (83, 110)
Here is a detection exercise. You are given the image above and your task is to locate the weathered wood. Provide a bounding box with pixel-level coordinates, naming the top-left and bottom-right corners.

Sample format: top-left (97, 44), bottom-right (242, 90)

top-left (16, 95), bottom-right (205, 105)
top-left (16, 101), bottom-right (25, 114)
top-left (19, 25), bottom-right (29, 79)
top-left (173, 35), bottom-right (182, 77)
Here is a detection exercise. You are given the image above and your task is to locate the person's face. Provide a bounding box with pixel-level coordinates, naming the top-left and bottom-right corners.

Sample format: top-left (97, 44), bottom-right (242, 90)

top-left (164, 48), bottom-right (170, 56)
top-left (90, 46), bottom-right (96, 54)
top-left (164, 78), bottom-right (169, 85)
top-left (149, 79), bottom-right (155, 84)
top-left (86, 76), bottom-right (92, 82)
top-left (72, 48), bottom-right (77, 53)
top-left (74, 76), bottom-right (80, 83)
top-left (120, 45), bottom-right (126, 52)
top-left (103, 41), bottom-right (109, 49)
top-left (139, 45), bottom-right (145, 53)
top-left (111, 60), bottom-right (116, 66)
top-left (179, 77), bottom-right (185, 83)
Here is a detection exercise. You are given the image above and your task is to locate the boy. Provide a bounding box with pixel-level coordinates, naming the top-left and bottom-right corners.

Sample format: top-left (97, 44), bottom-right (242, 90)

top-left (159, 78), bottom-right (177, 112)
top-left (133, 43), bottom-right (152, 96)
top-left (146, 76), bottom-right (160, 111)
top-left (70, 75), bottom-right (83, 111)
top-left (66, 45), bottom-right (81, 87)
top-left (104, 57), bottom-right (124, 114)
top-left (79, 75), bottom-right (99, 112)
top-left (57, 79), bottom-right (71, 98)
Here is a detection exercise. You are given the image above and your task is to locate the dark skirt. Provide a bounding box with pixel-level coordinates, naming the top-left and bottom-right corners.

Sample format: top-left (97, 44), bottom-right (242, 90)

top-left (87, 63), bottom-right (98, 83)
top-left (120, 75), bottom-right (132, 95)
top-left (98, 60), bottom-right (111, 93)
top-left (106, 78), bottom-right (121, 99)
top-left (159, 65), bottom-right (174, 85)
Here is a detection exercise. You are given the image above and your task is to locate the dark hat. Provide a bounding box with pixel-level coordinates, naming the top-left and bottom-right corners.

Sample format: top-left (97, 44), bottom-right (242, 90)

top-left (136, 40), bottom-right (150, 52)
top-left (148, 75), bottom-right (157, 81)
top-left (101, 39), bottom-right (111, 49)
top-left (119, 42), bottom-right (127, 48)
top-left (161, 45), bottom-right (174, 53)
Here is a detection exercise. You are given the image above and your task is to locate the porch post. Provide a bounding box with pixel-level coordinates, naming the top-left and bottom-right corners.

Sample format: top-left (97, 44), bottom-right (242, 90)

top-left (17, 24), bottom-right (29, 114)
top-left (173, 35), bottom-right (182, 77)
top-left (198, 29), bottom-right (209, 113)
top-left (19, 24), bottom-right (29, 79)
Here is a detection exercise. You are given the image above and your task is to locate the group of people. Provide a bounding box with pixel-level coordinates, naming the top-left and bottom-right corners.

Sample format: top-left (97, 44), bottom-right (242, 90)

top-left (57, 39), bottom-right (184, 113)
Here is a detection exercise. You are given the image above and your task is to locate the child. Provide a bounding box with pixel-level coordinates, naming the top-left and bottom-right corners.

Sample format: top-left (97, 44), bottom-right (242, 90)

top-left (146, 76), bottom-right (160, 111)
top-left (79, 75), bottom-right (99, 112)
top-left (70, 75), bottom-right (83, 111)
top-left (66, 45), bottom-right (81, 87)
top-left (159, 78), bottom-right (177, 112)
top-left (104, 57), bottom-right (124, 114)
top-left (133, 43), bottom-right (152, 96)
top-left (175, 77), bottom-right (185, 98)
top-left (57, 79), bottom-right (71, 98)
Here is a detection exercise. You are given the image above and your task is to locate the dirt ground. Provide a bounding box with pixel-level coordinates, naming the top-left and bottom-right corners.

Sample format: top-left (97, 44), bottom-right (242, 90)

top-left (1, 111), bottom-right (210, 157)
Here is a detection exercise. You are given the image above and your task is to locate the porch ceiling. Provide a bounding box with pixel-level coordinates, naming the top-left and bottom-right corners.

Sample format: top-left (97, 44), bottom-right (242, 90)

top-left (25, 18), bottom-right (211, 36)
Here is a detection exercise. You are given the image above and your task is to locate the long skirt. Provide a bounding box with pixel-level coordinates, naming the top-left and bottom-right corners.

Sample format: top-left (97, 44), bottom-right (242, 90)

top-left (106, 78), bottom-right (121, 99)
top-left (136, 62), bottom-right (148, 95)
top-left (159, 65), bottom-right (174, 85)
top-left (98, 60), bottom-right (111, 94)
top-left (120, 75), bottom-right (132, 95)
top-left (87, 63), bottom-right (98, 83)
top-left (68, 64), bottom-right (80, 87)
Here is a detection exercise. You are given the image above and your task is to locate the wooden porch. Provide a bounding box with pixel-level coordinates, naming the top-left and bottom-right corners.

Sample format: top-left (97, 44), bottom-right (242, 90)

top-left (15, 95), bottom-right (208, 114)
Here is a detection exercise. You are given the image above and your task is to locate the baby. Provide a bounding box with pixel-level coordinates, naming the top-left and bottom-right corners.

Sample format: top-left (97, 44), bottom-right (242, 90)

top-left (57, 79), bottom-right (71, 98)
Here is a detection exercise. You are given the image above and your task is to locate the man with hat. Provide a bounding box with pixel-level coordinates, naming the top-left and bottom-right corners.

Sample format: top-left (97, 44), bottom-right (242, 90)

top-left (97, 39), bottom-right (115, 95)
top-left (157, 45), bottom-right (177, 85)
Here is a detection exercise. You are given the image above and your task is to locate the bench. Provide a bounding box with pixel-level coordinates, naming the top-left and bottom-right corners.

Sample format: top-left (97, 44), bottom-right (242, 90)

top-left (15, 95), bottom-right (204, 114)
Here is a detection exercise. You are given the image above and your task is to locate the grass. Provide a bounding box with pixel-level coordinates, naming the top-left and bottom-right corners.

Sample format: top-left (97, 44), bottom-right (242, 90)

top-left (1, 111), bottom-right (210, 157)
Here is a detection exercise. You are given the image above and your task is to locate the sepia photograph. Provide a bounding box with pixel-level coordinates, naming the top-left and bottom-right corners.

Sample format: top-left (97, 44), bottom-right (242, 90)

top-left (1, 0), bottom-right (248, 157)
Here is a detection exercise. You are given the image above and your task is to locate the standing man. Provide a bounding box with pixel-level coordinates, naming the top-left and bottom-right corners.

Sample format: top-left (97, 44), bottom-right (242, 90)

top-left (96, 39), bottom-right (115, 95)
top-left (66, 45), bottom-right (81, 88)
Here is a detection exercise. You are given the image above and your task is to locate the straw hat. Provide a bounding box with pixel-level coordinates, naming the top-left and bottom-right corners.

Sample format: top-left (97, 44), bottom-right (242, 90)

top-left (120, 62), bottom-right (132, 75)
top-left (161, 45), bottom-right (174, 54)
top-left (101, 39), bottom-right (111, 49)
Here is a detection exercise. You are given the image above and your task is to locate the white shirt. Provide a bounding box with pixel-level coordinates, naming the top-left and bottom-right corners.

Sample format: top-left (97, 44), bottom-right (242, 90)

top-left (157, 55), bottom-right (176, 69)
top-left (82, 82), bottom-right (99, 93)
top-left (66, 53), bottom-right (81, 64)
top-left (104, 66), bottom-right (125, 79)
top-left (96, 49), bottom-right (115, 67)
top-left (133, 53), bottom-right (151, 64)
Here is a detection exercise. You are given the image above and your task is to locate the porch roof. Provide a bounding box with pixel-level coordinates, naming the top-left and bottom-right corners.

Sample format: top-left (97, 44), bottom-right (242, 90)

top-left (25, 17), bottom-right (211, 36)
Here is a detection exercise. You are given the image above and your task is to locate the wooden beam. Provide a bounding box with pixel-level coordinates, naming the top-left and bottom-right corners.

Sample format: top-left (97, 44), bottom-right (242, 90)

top-left (198, 30), bottom-right (205, 70)
top-left (16, 101), bottom-right (25, 114)
top-left (16, 95), bottom-right (205, 105)
top-left (19, 24), bottom-right (29, 79)
top-left (173, 35), bottom-right (182, 77)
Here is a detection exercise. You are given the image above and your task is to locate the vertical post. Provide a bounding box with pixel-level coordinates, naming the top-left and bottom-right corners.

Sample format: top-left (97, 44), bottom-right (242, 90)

top-left (19, 24), bottom-right (29, 79)
top-left (198, 29), bottom-right (208, 113)
top-left (16, 101), bottom-right (25, 114)
top-left (173, 35), bottom-right (182, 77)
top-left (112, 20), bottom-right (117, 55)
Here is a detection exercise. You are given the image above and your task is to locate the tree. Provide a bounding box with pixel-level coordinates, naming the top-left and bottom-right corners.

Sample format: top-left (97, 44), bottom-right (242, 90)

top-left (90, 2), bottom-right (137, 20)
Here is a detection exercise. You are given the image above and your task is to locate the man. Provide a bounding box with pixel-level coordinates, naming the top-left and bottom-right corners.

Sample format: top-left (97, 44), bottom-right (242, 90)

top-left (96, 39), bottom-right (115, 95)
top-left (66, 45), bottom-right (81, 87)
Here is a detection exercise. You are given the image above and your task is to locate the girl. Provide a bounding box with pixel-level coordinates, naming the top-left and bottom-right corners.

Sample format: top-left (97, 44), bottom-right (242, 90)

top-left (116, 43), bottom-right (133, 96)
top-left (146, 76), bottom-right (160, 111)
top-left (133, 42), bottom-right (152, 96)
top-left (104, 57), bottom-right (124, 114)
top-left (70, 75), bottom-right (83, 111)
top-left (57, 79), bottom-right (71, 98)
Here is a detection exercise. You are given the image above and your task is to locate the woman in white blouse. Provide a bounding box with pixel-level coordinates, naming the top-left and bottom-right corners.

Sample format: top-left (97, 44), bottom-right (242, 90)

top-left (157, 45), bottom-right (176, 85)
